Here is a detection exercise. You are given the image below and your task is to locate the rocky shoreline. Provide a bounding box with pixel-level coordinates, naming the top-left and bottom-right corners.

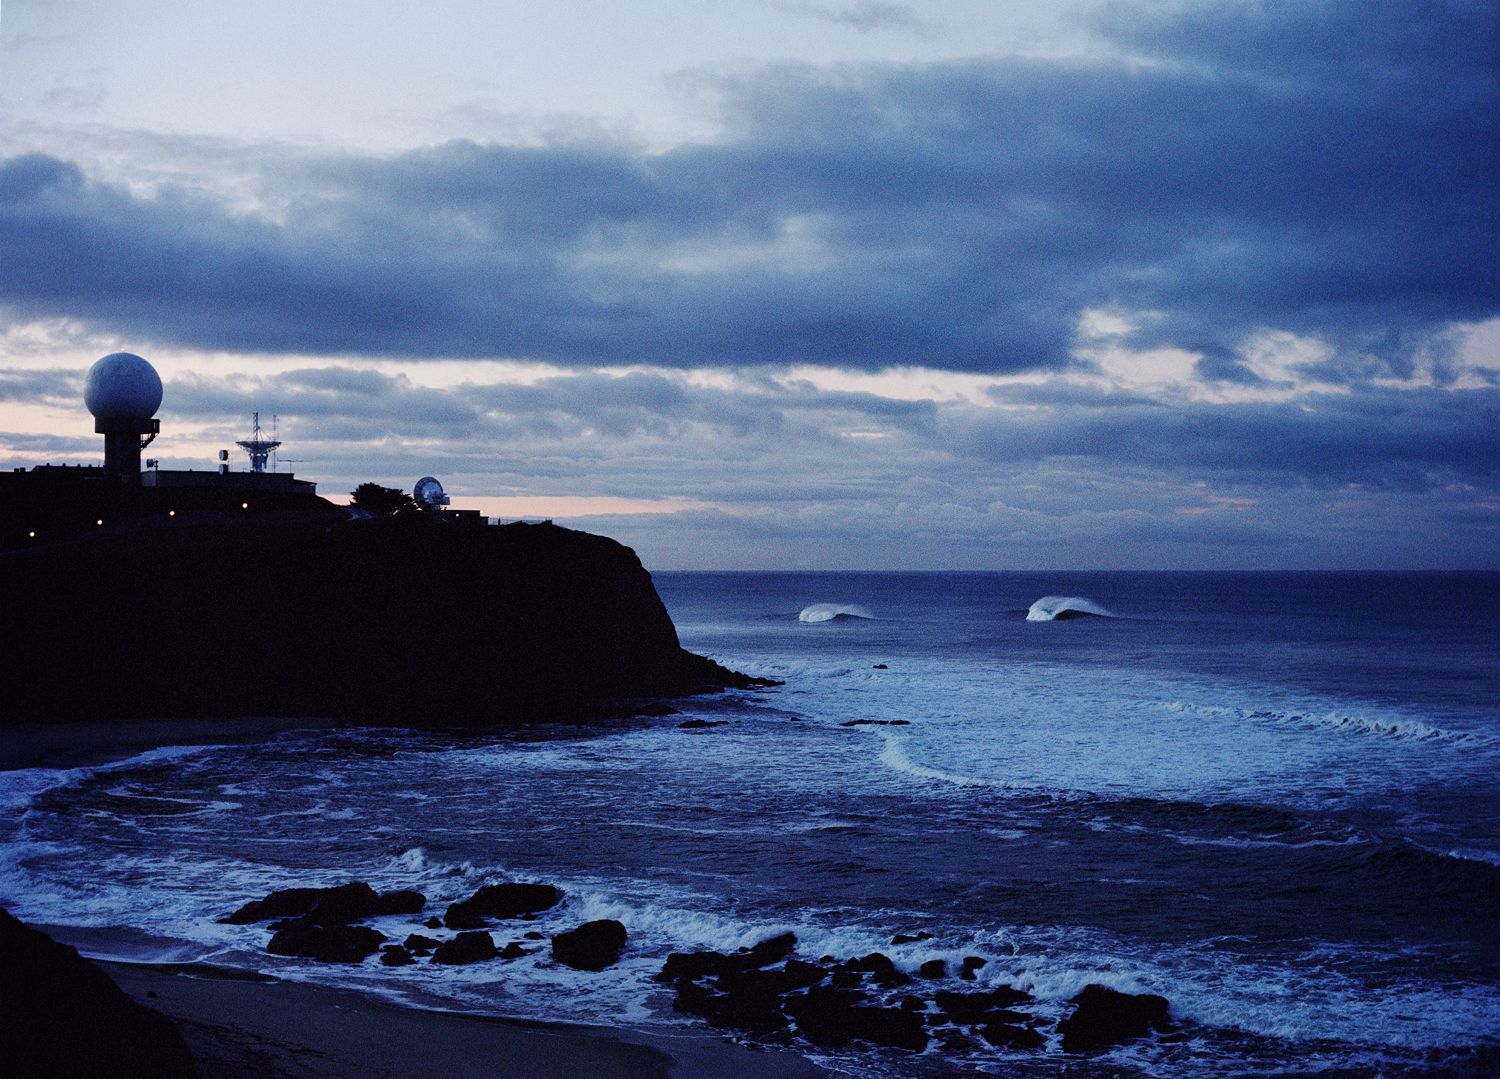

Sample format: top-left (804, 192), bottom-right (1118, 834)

top-left (212, 878), bottom-right (1181, 1065)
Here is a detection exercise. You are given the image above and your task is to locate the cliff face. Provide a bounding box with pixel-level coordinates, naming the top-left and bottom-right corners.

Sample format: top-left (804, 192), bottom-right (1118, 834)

top-left (0, 513), bottom-right (753, 726)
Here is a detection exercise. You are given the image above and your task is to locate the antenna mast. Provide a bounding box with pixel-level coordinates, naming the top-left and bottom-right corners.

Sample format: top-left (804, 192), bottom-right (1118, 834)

top-left (235, 412), bottom-right (282, 474)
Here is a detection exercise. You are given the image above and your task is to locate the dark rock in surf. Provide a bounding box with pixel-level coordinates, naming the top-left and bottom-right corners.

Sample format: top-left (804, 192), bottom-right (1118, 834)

top-left (1057, 984), bottom-right (1172, 1052)
top-left (498, 941), bottom-right (527, 959)
top-left (403, 933), bottom-right (442, 954)
top-left (380, 945), bottom-right (417, 966)
top-left (267, 923), bottom-right (386, 963)
top-left (0, 906), bottom-right (195, 1079)
top-left (851, 951), bottom-right (910, 987)
top-left (959, 955), bottom-right (987, 980)
top-left (654, 932), bottom-right (798, 984)
top-left (656, 951), bottom-right (729, 982)
top-left (919, 959), bottom-right (946, 979)
top-left (933, 987), bottom-right (1034, 1024)
top-left (741, 932), bottom-right (798, 969)
top-left (783, 984), bottom-right (929, 1052)
top-left (443, 883), bottom-right (560, 929)
top-left (432, 932), bottom-right (498, 965)
top-left (981, 1022), bottom-right (1045, 1049)
top-left (697, 971), bottom-right (791, 1033)
top-left (222, 882), bottom-right (425, 925)
top-left (552, 919), bottom-right (627, 971)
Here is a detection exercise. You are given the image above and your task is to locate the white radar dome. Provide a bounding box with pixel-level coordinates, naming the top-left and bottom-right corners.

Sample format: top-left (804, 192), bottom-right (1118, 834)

top-left (84, 352), bottom-right (162, 419)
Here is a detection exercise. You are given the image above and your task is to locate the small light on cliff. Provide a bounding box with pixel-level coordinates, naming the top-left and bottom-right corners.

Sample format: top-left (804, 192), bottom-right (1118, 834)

top-left (169, 510), bottom-right (175, 516)
top-left (28, 531), bottom-right (35, 537)
top-left (242, 502), bottom-right (248, 509)
top-left (96, 519), bottom-right (103, 525)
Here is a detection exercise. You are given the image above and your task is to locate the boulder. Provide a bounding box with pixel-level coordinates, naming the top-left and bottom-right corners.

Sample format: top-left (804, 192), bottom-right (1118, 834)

top-left (655, 951), bottom-right (728, 982)
top-left (267, 923), bottom-right (386, 963)
top-left (980, 1022), bottom-right (1044, 1049)
top-left (432, 932), bottom-right (498, 965)
top-left (0, 907), bottom-right (194, 1079)
top-left (380, 946), bottom-right (417, 966)
top-left (443, 883), bottom-right (560, 929)
top-left (552, 920), bottom-right (627, 971)
top-left (654, 933), bottom-right (799, 983)
top-left (1057, 984), bottom-right (1172, 1052)
top-left (498, 941), bottom-right (527, 959)
top-left (223, 882), bottom-right (424, 925)
top-left (919, 959), bottom-right (946, 979)
top-left (403, 933), bottom-right (442, 954)
top-left (934, 987), bottom-right (1034, 1024)
top-left (783, 985), bottom-right (927, 1052)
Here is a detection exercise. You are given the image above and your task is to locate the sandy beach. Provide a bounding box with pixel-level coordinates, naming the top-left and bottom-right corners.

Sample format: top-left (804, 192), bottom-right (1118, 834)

top-left (100, 961), bottom-right (826, 1079)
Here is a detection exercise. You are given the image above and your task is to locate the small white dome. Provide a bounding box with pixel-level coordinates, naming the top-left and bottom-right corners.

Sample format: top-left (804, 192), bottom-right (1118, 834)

top-left (84, 353), bottom-right (163, 419)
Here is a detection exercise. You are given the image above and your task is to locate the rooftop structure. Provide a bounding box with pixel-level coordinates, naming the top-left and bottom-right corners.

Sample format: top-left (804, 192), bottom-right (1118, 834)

top-left (84, 352), bottom-right (161, 482)
top-left (236, 413), bottom-right (281, 474)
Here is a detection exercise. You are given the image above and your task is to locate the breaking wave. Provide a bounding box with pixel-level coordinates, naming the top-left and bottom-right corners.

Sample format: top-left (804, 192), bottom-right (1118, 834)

top-left (1026, 595), bottom-right (1114, 621)
top-left (798, 603), bottom-right (874, 623)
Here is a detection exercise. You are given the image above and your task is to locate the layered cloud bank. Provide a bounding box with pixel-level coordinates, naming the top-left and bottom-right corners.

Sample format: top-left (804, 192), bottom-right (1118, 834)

top-left (0, 0), bottom-right (1494, 568)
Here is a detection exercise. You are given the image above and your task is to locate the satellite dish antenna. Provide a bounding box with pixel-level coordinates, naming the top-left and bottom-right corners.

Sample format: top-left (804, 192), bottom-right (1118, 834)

top-left (413, 476), bottom-right (449, 511)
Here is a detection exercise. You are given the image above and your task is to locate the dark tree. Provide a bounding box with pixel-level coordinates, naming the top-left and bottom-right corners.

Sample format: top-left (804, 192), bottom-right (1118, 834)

top-left (350, 482), bottom-right (419, 516)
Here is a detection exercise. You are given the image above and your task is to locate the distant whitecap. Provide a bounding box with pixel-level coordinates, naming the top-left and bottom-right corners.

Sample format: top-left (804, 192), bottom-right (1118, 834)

top-left (799, 603), bottom-right (875, 623)
top-left (1025, 595), bottom-right (1114, 621)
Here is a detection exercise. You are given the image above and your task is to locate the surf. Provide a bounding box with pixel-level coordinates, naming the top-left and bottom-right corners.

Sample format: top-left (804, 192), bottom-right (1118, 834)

top-left (798, 603), bottom-right (874, 623)
top-left (1025, 596), bottom-right (1114, 621)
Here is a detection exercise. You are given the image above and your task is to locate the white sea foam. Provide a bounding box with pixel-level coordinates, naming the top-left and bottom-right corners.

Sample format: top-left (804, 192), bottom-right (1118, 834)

top-left (1164, 700), bottom-right (1494, 746)
top-left (1025, 595), bottom-right (1115, 621)
top-left (798, 603), bottom-right (874, 622)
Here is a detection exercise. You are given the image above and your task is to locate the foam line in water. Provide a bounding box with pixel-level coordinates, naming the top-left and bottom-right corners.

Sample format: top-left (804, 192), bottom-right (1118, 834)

top-left (1025, 595), bottom-right (1114, 621)
top-left (875, 731), bottom-right (989, 787)
top-left (798, 603), bottom-right (874, 623)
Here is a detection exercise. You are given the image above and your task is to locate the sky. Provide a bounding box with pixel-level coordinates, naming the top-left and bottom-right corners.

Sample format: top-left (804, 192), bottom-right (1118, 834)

top-left (0, 0), bottom-right (1494, 570)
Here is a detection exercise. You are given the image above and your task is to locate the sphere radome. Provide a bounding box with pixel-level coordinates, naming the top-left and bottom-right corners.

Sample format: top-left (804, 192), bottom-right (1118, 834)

top-left (84, 353), bottom-right (163, 420)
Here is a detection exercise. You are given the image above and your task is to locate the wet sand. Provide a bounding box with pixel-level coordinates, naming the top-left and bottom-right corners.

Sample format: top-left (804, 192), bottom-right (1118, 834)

top-left (101, 961), bottom-right (827, 1079)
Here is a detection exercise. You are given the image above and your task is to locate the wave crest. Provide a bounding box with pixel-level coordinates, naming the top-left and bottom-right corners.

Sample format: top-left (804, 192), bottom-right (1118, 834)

top-left (1025, 595), bottom-right (1114, 621)
top-left (799, 603), bottom-right (874, 623)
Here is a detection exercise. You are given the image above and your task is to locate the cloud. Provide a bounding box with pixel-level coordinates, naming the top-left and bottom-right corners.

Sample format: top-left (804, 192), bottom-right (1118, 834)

top-left (0, 367), bottom-right (79, 402)
top-left (0, 0), bottom-right (1490, 374)
top-left (774, 2), bottom-right (936, 36)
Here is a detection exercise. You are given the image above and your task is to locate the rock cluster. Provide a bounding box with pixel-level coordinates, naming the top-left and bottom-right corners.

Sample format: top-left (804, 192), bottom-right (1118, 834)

top-left (657, 933), bottom-right (1174, 1059)
top-left (443, 883), bottom-right (560, 929)
top-left (1056, 983), bottom-right (1174, 1052)
top-left (222, 883), bottom-right (1180, 1062)
top-left (226, 880), bottom-right (634, 973)
top-left (222, 881), bottom-right (425, 926)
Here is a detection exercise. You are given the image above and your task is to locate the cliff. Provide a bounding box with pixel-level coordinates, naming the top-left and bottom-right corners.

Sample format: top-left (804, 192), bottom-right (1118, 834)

top-left (0, 482), bottom-right (758, 726)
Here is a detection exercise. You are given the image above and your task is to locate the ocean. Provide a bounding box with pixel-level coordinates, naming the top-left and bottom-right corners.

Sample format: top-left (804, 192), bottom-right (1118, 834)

top-left (3, 571), bottom-right (1497, 1077)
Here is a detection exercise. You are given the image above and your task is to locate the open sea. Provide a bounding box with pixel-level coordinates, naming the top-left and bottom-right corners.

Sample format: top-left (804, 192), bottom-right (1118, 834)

top-left (2, 571), bottom-right (1497, 1077)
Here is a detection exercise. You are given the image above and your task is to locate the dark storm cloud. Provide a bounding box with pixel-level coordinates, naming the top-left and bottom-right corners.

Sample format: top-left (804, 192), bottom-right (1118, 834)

top-left (0, 0), bottom-right (1491, 372)
top-left (0, 367), bottom-right (78, 402)
top-left (151, 361), bottom-right (1497, 495)
top-left (965, 386), bottom-right (1500, 488)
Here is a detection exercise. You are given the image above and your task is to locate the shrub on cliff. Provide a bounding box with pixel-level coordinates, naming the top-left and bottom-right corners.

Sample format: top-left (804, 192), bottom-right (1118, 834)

top-left (351, 482), bottom-right (419, 516)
